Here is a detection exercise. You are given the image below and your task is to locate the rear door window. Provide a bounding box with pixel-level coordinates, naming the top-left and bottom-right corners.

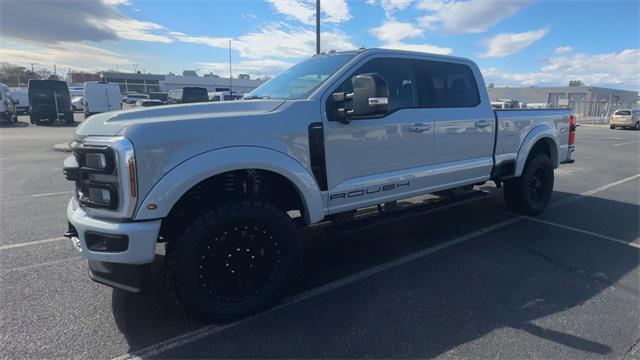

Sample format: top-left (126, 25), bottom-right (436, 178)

top-left (415, 60), bottom-right (480, 108)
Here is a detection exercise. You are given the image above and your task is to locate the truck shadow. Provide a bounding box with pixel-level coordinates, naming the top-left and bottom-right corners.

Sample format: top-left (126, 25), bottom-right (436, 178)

top-left (111, 190), bottom-right (639, 358)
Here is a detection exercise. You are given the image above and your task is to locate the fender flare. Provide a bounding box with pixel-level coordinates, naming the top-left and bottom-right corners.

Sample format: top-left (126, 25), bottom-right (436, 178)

top-left (134, 146), bottom-right (326, 224)
top-left (514, 125), bottom-right (559, 177)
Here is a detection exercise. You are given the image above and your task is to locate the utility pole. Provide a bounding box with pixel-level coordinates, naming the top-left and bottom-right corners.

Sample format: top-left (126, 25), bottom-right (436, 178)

top-left (229, 39), bottom-right (233, 93)
top-left (31, 63), bottom-right (35, 73)
top-left (54, 64), bottom-right (57, 77)
top-left (316, 0), bottom-right (320, 54)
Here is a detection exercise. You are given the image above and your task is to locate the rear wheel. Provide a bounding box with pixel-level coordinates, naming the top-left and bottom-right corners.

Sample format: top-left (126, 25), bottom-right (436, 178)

top-left (610, 124), bottom-right (615, 129)
top-left (166, 201), bottom-right (301, 322)
top-left (504, 154), bottom-right (554, 216)
top-left (635, 122), bottom-right (640, 131)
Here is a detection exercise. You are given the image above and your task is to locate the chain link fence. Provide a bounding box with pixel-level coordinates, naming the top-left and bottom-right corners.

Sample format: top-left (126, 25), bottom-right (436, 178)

top-left (568, 100), bottom-right (623, 124)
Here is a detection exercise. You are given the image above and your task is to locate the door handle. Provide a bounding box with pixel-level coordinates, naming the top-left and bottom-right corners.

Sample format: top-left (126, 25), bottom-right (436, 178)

top-left (475, 120), bottom-right (492, 128)
top-left (408, 123), bottom-right (432, 133)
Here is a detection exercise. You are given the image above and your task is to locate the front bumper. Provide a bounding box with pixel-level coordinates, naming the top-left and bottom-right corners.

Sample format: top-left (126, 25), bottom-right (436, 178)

top-left (66, 197), bottom-right (161, 265)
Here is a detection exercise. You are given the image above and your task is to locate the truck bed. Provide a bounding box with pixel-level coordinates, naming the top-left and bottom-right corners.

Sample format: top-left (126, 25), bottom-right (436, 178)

top-left (493, 108), bottom-right (574, 176)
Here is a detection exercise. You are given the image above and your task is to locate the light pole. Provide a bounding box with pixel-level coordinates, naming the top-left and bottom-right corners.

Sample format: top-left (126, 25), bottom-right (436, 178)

top-left (316, 0), bottom-right (320, 54)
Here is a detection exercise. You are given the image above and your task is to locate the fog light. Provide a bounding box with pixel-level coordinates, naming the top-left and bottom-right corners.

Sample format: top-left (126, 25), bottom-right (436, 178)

top-left (88, 187), bottom-right (111, 203)
top-left (85, 152), bottom-right (107, 169)
top-left (85, 232), bottom-right (129, 252)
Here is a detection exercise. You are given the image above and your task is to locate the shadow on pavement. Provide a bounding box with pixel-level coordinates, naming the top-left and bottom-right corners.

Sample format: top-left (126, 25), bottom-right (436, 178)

top-left (111, 190), bottom-right (639, 358)
top-left (0, 121), bottom-right (29, 128)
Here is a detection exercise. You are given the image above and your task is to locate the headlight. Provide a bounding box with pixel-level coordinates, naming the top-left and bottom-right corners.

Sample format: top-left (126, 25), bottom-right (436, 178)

top-left (67, 137), bottom-right (137, 219)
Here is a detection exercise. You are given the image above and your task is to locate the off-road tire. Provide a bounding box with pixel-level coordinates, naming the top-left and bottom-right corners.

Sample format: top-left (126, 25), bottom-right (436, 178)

top-left (503, 153), bottom-right (554, 216)
top-left (166, 201), bottom-right (302, 322)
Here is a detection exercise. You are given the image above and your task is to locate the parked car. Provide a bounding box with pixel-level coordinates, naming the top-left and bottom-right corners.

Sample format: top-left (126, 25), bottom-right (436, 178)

top-left (134, 99), bottom-right (164, 107)
top-left (83, 81), bottom-right (122, 117)
top-left (209, 90), bottom-right (243, 101)
top-left (610, 109), bottom-right (639, 130)
top-left (167, 87), bottom-right (208, 104)
top-left (0, 83), bottom-right (18, 123)
top-left (123, 93), bottom-right (149, 105)
top-left (63, 49), bottom-right (576, 321)
top-left (10, 88), bottom-right (29, 115)
top-left (28, 79), bottom-right (73, 124)
top-left (149, 92), bottom-right (168, 104)
top-left (72, 96), bottom-right (84, 112)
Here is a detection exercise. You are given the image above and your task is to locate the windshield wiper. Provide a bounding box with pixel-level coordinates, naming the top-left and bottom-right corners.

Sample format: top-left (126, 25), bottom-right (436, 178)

top-left (243, 95), bottom-right (271, 100)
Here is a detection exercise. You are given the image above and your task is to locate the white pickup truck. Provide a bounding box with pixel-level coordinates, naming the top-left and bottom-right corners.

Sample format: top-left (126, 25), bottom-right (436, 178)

top-left (63, 49), bottom-right (575, 321)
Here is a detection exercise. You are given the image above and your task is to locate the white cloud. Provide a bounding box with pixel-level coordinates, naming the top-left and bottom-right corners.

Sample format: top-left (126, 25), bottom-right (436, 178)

top-left (381, 42), bottom-right (452, 55)
top-left (417, 0), bottom-right (531, 33)
top-left (266, 0), bottom-right (351, 24)
top-left (554, 46), bottom-right (573, 54)
top-left (172, 24), bottom-right (355, 59)
top-left (0, 42), bottom-right (131, 72)
top-left (0, 0), bottom-right (170, 44)
top-left (90, 18), bottom-right (173, 43)
top-left (482, 49), bottom-right (640, 89)
top-left (321, 0), bottom-right (352, 23)
top-left (170, 32), bottom-right (231, 48)
top-left (367, 0), bottom-right (414, 16)
top-left (369, 20), bottom-right (423, 43)
top-left (199, 59), bottom-right (294, 77)
top-left (481, 28), bottom-right (548, 57)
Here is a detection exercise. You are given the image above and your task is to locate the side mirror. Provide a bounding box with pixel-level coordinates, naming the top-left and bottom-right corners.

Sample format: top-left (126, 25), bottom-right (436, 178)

top-left (351, 73), bottom-right (389, 117)
top-left (330, 73), bottom-right (389, 124)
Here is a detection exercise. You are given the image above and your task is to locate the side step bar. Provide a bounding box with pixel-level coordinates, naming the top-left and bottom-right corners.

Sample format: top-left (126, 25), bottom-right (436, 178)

top-left (329, 190), bottom-right (490, 236)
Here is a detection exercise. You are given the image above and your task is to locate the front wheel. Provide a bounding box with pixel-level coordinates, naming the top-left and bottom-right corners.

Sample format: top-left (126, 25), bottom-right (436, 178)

top-left (635, 122), bottom-right (640, 131)
top-left (166, 201), bottom-right (302, 322)
top-left (610, 124), bottom-right (615, 129)
top-left (503, 154), bottom-right (554, 216)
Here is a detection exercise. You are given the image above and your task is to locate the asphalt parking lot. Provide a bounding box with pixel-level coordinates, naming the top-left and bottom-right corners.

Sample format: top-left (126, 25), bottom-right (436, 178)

top-left (1, 115), bottom-right (639, 359)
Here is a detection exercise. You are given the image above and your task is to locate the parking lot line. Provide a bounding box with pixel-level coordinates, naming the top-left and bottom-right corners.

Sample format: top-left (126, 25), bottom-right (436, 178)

top-left (548, 173), bottom-right (640, 210)
top-left (112, 217), bottom-right (521, 360)
top-left (0, 237), bottom-right (65, 251)
top-left (1, 256), bottom-right (82, 273)
top-left (522, 216), bottom-right (640, 249)
top-left (30, 190), bottom-right (73, 198)
top-left (613, 140), bottom-right (640, 147)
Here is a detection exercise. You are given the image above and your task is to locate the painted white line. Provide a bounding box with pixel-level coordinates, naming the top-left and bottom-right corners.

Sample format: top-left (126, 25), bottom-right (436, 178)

top-left (113, 217), bottom-right (521, 360)
top-left (549, 173), bottom-right (640, 210)
top-left (1, 256), bottom-right (82, 273)
top-left (0, 237), bottom-right (66, 251)
top-left (30, 190), bottom-right (73, 198)
top-left (613, 140), bottom-right (640, 147)
top-left (522, 216), bottom-right (640, 249)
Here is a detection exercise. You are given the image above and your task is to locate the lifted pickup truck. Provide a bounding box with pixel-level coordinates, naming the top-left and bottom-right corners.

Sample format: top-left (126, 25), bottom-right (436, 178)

top-left (64, 49), bottom-right (575, 321)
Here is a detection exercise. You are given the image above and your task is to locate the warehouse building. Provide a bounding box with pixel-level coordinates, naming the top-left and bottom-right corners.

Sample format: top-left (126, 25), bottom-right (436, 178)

top-left (488, 84), bottom-right (638, 123)
top-left (161, 74), bottom-right (265, 94)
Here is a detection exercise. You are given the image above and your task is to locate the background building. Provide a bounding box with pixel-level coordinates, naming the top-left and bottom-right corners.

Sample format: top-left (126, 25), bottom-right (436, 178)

top-left (488, 84), bottom-right (638, 123)
top-left (67, 71), bottom-right (266, 96)
top-left (161, 74), bottom-right (265, 94)
top-left (100, 72), bottom-right (165, 94)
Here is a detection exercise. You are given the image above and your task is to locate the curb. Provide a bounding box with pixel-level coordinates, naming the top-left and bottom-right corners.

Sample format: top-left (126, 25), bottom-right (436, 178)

top-left (53, 142), bottom-right (72, 152)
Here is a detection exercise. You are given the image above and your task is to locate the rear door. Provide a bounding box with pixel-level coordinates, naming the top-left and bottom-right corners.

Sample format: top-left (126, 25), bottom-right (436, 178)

top-left (323, 56), bottom-right (435, 213)
top-left (418, 60), bottom-right (494, 188)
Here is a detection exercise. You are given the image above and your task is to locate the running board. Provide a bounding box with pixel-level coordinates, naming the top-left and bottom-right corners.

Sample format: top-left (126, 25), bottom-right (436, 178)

top-left (330, 190), bottom-right (490, 236)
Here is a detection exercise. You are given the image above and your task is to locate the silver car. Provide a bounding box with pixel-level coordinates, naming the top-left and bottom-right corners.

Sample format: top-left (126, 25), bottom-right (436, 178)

top-left (610, 109), bottom-right (640, 130)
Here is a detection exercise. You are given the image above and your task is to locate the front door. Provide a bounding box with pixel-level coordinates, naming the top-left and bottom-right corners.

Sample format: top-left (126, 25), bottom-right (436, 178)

top-left (323, 57), bottom-right (435, 214)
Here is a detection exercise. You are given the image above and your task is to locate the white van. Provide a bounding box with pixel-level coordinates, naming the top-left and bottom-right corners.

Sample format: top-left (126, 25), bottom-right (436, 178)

top-left (0, 83), bottom-right (18, 123)
top-left (10, 88), bottom-right (29, 114)
top-left (83, 81), bottom-right (122, 116)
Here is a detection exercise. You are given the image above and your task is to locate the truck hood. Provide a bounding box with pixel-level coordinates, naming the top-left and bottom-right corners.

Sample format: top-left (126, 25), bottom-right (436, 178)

top-left (75, 99), bottom-right (286, 137)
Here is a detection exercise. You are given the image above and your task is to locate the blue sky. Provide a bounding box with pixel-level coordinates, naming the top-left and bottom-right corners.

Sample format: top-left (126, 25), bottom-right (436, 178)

top-left (1, 0), bottom-right (638, 90)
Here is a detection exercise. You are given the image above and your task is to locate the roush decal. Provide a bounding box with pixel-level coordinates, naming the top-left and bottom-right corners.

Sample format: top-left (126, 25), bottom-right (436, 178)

top-left (330, 181), bottom-right (409, 201)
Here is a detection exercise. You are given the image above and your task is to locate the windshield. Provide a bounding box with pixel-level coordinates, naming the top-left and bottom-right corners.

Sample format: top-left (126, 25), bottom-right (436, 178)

top-left (614, 110), bottom-right (631, 116)
top-left (246, 53), bottom-right (356, 100)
